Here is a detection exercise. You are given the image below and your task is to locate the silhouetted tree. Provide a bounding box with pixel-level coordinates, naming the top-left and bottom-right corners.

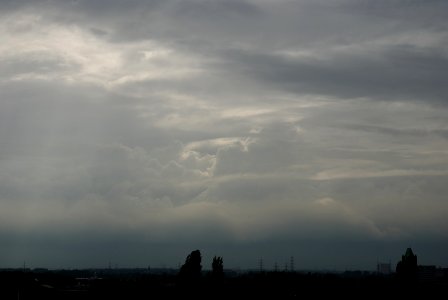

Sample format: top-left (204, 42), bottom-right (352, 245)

top-left (211, 256), bottom-right (224, 279)
top-left (179, 249), bottom-right (202, 279)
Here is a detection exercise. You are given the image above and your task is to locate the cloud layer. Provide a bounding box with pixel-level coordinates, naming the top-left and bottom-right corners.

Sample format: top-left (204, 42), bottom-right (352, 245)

top-left (1, 0), bottom-right (448, 270)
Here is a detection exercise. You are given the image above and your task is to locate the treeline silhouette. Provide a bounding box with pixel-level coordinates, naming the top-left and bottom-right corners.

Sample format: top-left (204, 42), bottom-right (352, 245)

top-left (1, 248), bottom-right (447, 299)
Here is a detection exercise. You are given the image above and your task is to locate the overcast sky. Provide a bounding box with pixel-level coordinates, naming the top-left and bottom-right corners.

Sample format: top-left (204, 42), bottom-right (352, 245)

top-left (1, 0), bottom-right (448, 271)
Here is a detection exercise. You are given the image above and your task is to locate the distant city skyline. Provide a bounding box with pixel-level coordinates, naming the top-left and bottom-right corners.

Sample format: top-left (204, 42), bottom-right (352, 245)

top-left (1, 0), bottom-right (448, 270)
top-left (2, 245), bottom-right (445, 272)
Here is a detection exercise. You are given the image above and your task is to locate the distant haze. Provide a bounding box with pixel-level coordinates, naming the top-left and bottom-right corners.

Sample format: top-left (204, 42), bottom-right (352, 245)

top-left (1, 0), bottom-right (448, 271)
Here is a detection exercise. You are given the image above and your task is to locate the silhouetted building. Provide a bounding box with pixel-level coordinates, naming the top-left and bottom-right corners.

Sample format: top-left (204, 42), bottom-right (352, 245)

top-left (418, 265), bottom-right (437, 282)
top-left (396, 248), bottom-right (417, 280)
top-left (377, 262), bottom-right (391, 275)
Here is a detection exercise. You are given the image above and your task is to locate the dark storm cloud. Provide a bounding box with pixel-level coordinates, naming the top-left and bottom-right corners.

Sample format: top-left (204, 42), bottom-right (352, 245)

top-left (0, 0), bottom-right (28, 10)
top-left (223, 45), bottom-right (448, 103)
top-left (341, 0), bottom-right (448, 24)
top-left (341, 124), bottom-right (448, 140)
top-left (57, 0), bottom-right (259, 18)
top-left (70, 0), bottom-right (165, 13)
top-left (173, 0), bottom-right (260, 17)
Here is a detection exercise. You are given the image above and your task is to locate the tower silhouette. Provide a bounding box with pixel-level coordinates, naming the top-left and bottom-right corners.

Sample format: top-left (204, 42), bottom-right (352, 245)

top-left (290, 256), bottom-right (294, 272)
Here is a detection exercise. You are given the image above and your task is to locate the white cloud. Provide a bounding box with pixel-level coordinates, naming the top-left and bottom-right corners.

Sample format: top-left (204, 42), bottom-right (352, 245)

top-left (0, 13), bottom-right (204, 90)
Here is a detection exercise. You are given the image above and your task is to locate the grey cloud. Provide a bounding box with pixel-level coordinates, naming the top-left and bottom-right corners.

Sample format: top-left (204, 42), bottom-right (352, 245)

top-left (69, 0), bottom-right (166, 14)
top-left (341, 124), bottom-right (448, 140)
top-left (223, 45), bottom-right (448, 103)
top-left (62, 0), bottom-right (259, 19)
top-left (0, 0), bottom-right (29, 10)
top-left (0, 0), bottom-right (165, 15)
top-left (0, 81), bottom-right (179, 149)
top-left (341, 0), bottom-right (448, 26)
top-left (174, 0), bottom-right (260, 18)
top-left (0, 57), bottom-right (71, 79)
top-left (1, 0), bottom-right (448, 270)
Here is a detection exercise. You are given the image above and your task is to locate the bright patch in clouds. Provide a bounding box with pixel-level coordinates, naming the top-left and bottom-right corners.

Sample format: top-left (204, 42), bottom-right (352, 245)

top-left (0, 13), bottom-right (202, 88)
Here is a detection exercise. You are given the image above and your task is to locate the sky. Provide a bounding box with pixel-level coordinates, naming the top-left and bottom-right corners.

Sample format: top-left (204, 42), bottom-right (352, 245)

top-left (1, 0), bottom-right (448, 271)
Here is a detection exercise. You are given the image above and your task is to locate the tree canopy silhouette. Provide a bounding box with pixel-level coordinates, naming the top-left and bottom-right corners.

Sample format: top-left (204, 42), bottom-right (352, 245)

top-left (212, 256), bottom-right (224, 278)
top-left (179, 249), bottom-right (202, 279)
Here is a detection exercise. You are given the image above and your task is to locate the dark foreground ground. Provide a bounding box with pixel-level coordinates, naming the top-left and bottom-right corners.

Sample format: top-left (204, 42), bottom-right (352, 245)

top-left (1, 269), bottom-right (447, 299)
